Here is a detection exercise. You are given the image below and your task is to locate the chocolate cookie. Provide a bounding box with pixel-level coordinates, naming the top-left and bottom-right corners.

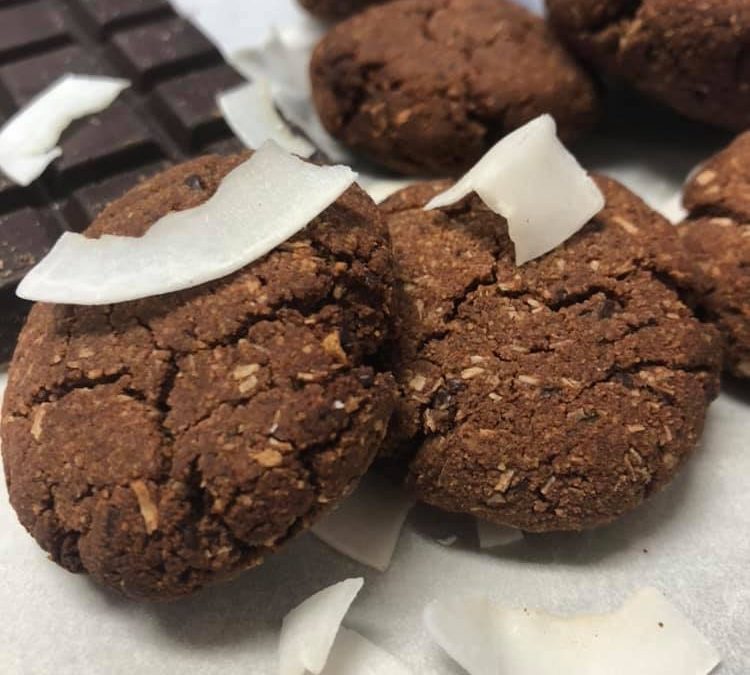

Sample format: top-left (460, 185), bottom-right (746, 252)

top-left (298, 0), bottom-right (385, 19)
top-left (678, 132), bottom-right (750, 378)
top-left (380, 177), bottom-right (720, 532)
top-left (547, 0), bottom-right (750, 131)
top-left (1, 154), bottom-right (395, 599)
top-left (310, 0), bottom-right (599, 176)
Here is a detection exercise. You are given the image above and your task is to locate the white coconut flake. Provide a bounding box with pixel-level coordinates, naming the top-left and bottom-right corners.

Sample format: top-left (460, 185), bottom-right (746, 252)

top-left (279, 578), bottom-right (364, 675)
top-left (0, 74), bottom-right (129, 186)
top-left (312, 474), bottom-right (415, 572)
top-left (321, 628), bottom-right (414, 675)
top-left (275, 91), bottom-right (354, 163)
top-left (476, 520), bottom-right (524, 549)
top-left (660, 191), bottom-right (688, 224)
top-left (230, 24), bottom-right (320, 98)
top-left (18, 141), bottom-right (356, 305)
top-left (424, 587), bottom-right (720, 675)
top-left (217, 80), bottom-right (315, 157)
top-left (229, 25), bottom-right (353, 163)
top-left (169, 0), bottom-right (309, 55)
top-left (425, 115), bottom-right (605, 266)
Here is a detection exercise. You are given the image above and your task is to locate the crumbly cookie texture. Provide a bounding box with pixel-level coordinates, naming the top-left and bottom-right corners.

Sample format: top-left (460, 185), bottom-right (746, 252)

top-left (310, 0), bottom-right (599, 176)
top-left (298, 0), bottom-right (385, 19)
top-left (547, 0), bottom-right (750, 131)
top-left (678, 132), bottom-right (750, 378)
top-left (380, 177), bottom-right (721, 532)
top-left (1, 154), bottom-right (395, 600)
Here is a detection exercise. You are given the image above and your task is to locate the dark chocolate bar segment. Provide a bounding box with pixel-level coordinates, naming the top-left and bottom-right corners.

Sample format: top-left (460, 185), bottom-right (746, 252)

top-left (0, 44), bottom-right (105, 109)
top-left (0, 292), bottom-right (30, 365)
top-left (0, 171), bottom-right (26, 214)
top-left (63, 161), bottom-right (168, 231)
top-left (69, 0), bottom-right (171, 37)
top-left (110, 17), bottom-right (221, 88)
top-left (151, 64), bottom-right (244, 151)
top-left (52, 102), bottom-right (166, 193)
top-left (0, 0), bottom-right (246, 365)
top-left (0, 1), bottom-right (69, 63)
top-left (0, 208), bottom-right (62, 287)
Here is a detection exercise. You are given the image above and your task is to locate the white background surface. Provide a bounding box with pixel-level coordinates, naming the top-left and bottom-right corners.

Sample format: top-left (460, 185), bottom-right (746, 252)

top-left (1, 0), bottom-right (749, 673)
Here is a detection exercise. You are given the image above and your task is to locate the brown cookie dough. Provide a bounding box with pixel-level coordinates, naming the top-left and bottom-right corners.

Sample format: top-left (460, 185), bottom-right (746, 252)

top-left (678, 132), bottom-right (750, 378)
top-left (298, 0), bottom-right (385, 20)
top-left (1, 154), bottom-right (395, 599)
top-left (380, 177), bottom-right (721, 532)
top-left (310, 0), bottom-right (599, 176)
top-left (547, 0), bottom-right (750, 131)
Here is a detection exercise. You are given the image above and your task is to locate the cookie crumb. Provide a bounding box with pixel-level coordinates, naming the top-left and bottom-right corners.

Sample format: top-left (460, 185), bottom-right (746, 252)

top-left (409, 374), bottom-right (427, 392)
top-left (695, 170), bottom-right (716, 186)
top-left (494, 470), bottom-right (515, 493)
top-left (131, 480), bottom-right (159, 535)
top-left (253, 449), bottom-right (285, 468)
top-left (322, 331), bottom-right (348, 363)
top-left (613, 216), bottom-right (640, 235)
top-left (233, 363), bottom-right (260, 380)
top-left (30, 405), bottom-right (47, 441)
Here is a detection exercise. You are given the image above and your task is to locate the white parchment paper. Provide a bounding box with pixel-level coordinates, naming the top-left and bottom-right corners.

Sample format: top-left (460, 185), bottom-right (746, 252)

top-left (0, 1), bottom-right (748, 673)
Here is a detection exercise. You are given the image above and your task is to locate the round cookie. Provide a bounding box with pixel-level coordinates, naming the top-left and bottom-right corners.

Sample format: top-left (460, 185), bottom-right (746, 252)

top-left (546, 0), bottom-right (750, 132)
top-left (678, 131), bottom-right (750, 378)
top-left (310, 0), bottom-right (599, 176)
top-left (380, 177), bottom-right (721, 532)
top-left (298, 0), bottom-right (385, 20)
top-left (1, 154), bottom-right (395, 599)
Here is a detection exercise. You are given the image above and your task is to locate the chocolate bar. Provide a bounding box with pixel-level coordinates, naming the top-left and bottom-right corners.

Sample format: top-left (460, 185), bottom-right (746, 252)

top-left (0, 0), bottom-right (245, 364)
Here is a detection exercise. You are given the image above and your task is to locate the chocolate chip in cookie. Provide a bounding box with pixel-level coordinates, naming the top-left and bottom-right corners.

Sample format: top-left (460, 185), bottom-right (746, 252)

top-left (380, 177), bottom-right (721, 532)
top-left (547, 0), bottom-right (750, 132)
top-left (310, 0), bottom-right (599, 176)
top-left (1, 154), bottom-right (396, 599)
top-left (677, 131), bottom-right (750, 378)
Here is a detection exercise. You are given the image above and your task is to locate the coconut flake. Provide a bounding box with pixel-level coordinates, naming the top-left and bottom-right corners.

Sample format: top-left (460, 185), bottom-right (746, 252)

top-left (312, 474), bottom-right (415, 572)
top-left (169, 0), bottom-right (309, 55)
top-left (230, 24), bottom-right (320, 98)
top-left (275, 91), bottom-right (354, 163)
top-left (321, 628), bottom-right (413, 675)
top-left (424, 587), bottom-right (720, 675)
top-left (229, 25), bottom-right (353, 163)
top-left (660, 191), bottom-right (688, 224)
top-left (425, 115), bottom-right (605, 266)
top-left (18, 141), bottom-right (355, 305)
top-left (279, 578), bottom-right (364, 675)
top-left (0, 74), bottom-right (129, 186)
top-left (476, 520), bottom-right (523, 549)
top-left (217, 80), bottom-right (315, 157)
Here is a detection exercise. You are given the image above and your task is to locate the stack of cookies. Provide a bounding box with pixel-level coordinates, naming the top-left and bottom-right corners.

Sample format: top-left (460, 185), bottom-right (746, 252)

top-left (1, 0), bottom-right (747, 601)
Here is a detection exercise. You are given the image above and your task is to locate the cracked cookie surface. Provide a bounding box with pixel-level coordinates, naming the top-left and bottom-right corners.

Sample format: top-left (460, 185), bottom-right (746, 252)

top-left (298, 0), bottom-right (385, 20)
top-left (1, 154), bottom-right (395, 600)
top-left (380, 177), bottom-right (721, 532)
top-left (547, 0), bottom-right (750, 131)
top-left (678, 131), bottom-right (750, 378)
top-left (310, 0), bottom-right (599, 176)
